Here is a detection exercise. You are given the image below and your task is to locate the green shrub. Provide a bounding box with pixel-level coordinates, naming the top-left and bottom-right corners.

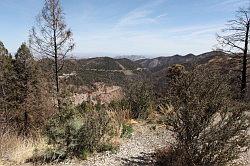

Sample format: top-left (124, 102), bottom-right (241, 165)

top-left (126, 82), bottom-right (153, 119)
top-left (121, 124), bottom-right (133, 138)
top-left (109, 99), bottom-right (130, 111)
top-left (80, 149), bottom-right (89, 160)
top-left (42, 103), bottom-right (116, 162)
top-left (98, 143), bottom-right (119, 153)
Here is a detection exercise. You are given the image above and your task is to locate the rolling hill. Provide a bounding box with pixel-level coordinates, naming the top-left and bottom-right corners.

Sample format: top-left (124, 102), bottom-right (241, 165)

top-left (38, 51), bottom-right (237, 88)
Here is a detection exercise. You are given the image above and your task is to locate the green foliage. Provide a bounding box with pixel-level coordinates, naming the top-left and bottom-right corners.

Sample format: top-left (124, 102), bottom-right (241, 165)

top-left (0, 41), bottom-right (14, 113)
top-left (14, 43), bottom-right (37, 104)
top-left (44, 102), bottom-right (116, 161)
top-left (116, 58), bottom-right (141, 70)
top-left (38, 56), bottom-right (145, 87)
top-left (121, 124), bottom-right (133, 138)
top-left (67, 69), bottom-right (127, 87)
top-left (126, 82), bottom-right (153, 119)
top-left (80, 149), bottom-right (89, 160)
top-left (13, 43), bottom-right (48, 136)
top-left (0, 42), bottom-right (50, 136)
top-left (83, 57), bottom-right (121, 70)
top-left (43, 148), bottom-right (67, 162)
top-left (98, 143), bottom-right (119, 154)
top-left (109, 99), bottom-right (130, 110)
top-left (109, 82), bottom-right (154, 120)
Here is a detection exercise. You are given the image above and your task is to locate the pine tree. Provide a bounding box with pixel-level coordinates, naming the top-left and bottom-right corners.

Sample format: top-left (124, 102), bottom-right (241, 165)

top-left (29, 0), bottom-right (75, 110)
top-left (0, 41), bottom-right (14, 130)
top-left (12, 43), bottom-right (49, 136)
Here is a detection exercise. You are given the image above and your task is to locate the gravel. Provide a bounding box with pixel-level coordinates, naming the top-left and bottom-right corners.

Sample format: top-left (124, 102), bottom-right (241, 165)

top-left (80, 122), bottom-right (172, 166)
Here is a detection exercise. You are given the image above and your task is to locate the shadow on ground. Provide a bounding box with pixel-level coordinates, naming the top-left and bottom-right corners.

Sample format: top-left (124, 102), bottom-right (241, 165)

top-left (121, 152), bottom-right (155, 166)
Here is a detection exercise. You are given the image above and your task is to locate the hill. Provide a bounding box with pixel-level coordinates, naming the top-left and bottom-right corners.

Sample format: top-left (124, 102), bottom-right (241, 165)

top-left (38, 51), bottom-right (235, 89)
top-left (39, 56), bottom-right (145, 87)
top-left (136, 51), bottom-right (230, 72)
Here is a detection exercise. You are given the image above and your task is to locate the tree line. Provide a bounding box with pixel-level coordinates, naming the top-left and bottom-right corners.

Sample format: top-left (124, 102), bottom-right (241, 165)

top-left (0, 42), bottom-right (52, 136)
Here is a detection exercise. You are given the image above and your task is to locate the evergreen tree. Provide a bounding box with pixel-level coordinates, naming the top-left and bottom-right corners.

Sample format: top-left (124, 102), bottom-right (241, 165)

top-left (0, 41), bottom-right (14, 130)
top-left (12, 43), bottom-right (49, 136)
top-left (30, 0), bottom-right (75, 110)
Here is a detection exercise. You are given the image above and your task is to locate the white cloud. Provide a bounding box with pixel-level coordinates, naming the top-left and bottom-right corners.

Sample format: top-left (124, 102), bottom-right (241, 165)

top-left (114, 0), bottom-right (168, 29)
top-left (156, 13), bottom-right (168, 19)
top-left (75, 23), bottom-right (222, 56)
top-left (115, 10), bottom-right (156, 28)
top-left (72, 0), bottom-right (232, 56)
top-left (165, 25), bottom-right (225, 38)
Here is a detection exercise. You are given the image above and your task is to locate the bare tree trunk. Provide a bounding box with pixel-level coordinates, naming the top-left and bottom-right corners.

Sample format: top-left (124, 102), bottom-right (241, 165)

top-left (241, 22), bottom-right (249, 99)
top-left (53, 27), bottom-right (61, 110)
top-left (52, 1), bottom-right (61, 110)
top-left (217, 8), bottom-right (249, 100)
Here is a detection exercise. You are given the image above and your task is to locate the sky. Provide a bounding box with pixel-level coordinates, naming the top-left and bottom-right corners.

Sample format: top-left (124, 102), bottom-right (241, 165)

top-left (0, 0), bottom-right (249, 57)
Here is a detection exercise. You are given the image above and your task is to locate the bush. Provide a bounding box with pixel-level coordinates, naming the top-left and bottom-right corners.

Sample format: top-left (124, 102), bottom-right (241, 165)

top-left (108, 99), bottom-right (132, 121)
top-left (42, 102), bottom-right (118, 162)
top-left (158, 67), bottom-right (250, 166)
top-left (126, 82), bottom-right (153, 119)
top-left (121, 124), bottom-right (133, 138)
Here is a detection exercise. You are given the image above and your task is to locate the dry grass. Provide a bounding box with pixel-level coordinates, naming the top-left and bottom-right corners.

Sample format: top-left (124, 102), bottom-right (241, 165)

top-left (147, 105), bottom-right (174, 124)
top-left (104, 109), bottom-right (132, 147)
top-left (0, 131), bottom-right (48, 165)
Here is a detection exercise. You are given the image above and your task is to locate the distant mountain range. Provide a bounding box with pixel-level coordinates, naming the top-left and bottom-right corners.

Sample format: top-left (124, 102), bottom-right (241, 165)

top-left (39, 50), bottom-right (233, 87)
top-left (114, 55), bottom-right (147, 61)
top-left (136, 51), bottom-right (229, 72)
top-left (58, 51), bottom-right (230, 73)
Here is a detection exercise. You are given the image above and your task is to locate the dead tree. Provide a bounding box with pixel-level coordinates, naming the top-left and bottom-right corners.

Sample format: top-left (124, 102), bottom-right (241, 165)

top-left (29, 0), bottom-right (74, 109)
top-left (217, 7), bottom-right (250, 99)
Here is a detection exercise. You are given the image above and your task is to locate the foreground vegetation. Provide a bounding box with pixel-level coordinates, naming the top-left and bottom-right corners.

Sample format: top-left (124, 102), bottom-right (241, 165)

top-left (155, 66), bottom-right (249, 166)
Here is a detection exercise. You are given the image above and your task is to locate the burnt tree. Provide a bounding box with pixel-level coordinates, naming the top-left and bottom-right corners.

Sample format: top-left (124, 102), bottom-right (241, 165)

top-left (217, 7), bottom-right (250, 99)
top-left (29, 0), bottom-right (74, 109)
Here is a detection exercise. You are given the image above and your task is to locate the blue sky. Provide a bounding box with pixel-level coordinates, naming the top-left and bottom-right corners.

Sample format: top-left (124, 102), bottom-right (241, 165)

top-left (0, 0), bottom-right (249, 57)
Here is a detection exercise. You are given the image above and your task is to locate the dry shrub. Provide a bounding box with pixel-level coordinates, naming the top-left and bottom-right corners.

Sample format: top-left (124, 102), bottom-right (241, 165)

top-left (108, 108), bottom-right (131, 142)
top-left (157, 66), bottom-right (250, 166)
top-left (155, 145), bottom-right (186, 166)
top-left (147, 105), bottom-right (174, 124)
top-left (109, 107), bottom-right (131, 124)
top-left (108, 99), bottom-right (133, 120)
